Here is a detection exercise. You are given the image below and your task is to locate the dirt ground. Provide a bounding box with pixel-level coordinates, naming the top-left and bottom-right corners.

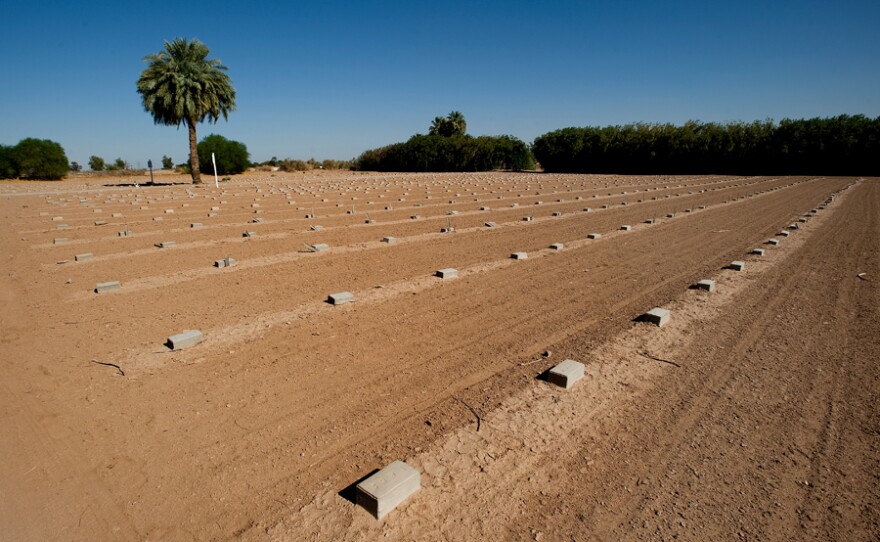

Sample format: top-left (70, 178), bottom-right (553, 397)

top-left (0, 172), bottom-right (877, 541)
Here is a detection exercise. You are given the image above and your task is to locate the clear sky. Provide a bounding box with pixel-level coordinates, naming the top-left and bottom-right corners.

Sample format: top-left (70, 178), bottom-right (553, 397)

top-left (1, 0), bottom-right (878, 168)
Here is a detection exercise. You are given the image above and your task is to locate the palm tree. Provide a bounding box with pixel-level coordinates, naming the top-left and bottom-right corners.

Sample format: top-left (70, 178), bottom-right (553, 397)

top-left (137, 38), bottom-right (236, 184)
top-left (447, 111), bottom-right (467, 136)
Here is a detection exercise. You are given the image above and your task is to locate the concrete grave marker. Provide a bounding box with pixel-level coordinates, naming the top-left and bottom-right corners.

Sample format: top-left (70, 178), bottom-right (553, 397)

top-left (620, 225), bottom-right (632, 231)
top-left (695, 279), bottom-right (715, 292)
top-left (751, 248), bottom-right (765, 256)
top-left (549, 243), bottom-right (564, 250)
top-left (214, 257), bottom-right (237, 268)
top-left (243, 231), bottom-right (256, 237)
top-left (730, 260), bottom-right (745, 271)
top-left (642, 307), bottom-right (670, 327)
top-left (510, 252), bottom-right (528, 260)
top-left (587, 233), bottom-right (601, 239)
top-left (95, 281), bottom-right (121, 293)
top-left (547, 359), bottom-right (585, 389)
top-left (327, 292), bottom-right (354, 305)
top-left (156, 241), bottom-right (176, 248)
top-left (435, 268), bottom-right (458, 279)
top-left (382, 236), bottom-right (396, 243)
top-left (75, 253), bottom-right (93, 262)
top-left (356, 460), bottom-right (420, 520)
top-left (166, 329), bottom-right (203, 350)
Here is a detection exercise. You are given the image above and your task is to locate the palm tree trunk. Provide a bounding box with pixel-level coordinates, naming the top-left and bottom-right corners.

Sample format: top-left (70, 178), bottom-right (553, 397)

top-left (188, 120), bottom-right (201, 184)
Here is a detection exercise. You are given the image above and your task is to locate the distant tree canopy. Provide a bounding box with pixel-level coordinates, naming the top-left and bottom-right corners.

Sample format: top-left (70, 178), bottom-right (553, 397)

top-left (161, 155), bottom-right (174, 169)
top-left (354, 111), bottom-right (533, 172)
top-left (354, 134), bottom-right (534, 172)
top-left (197, 134), bottom-right (249, 175)
top-left (532, 115), bottom-right (880, 175)
top-left (0, 138), bottom-right (69, 180)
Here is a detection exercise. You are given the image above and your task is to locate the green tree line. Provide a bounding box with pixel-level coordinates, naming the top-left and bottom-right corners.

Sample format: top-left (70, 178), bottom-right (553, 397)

top-left (0, 138), bottom-right (68, 180)
top-left (531, 115), bottom-right (880, 175)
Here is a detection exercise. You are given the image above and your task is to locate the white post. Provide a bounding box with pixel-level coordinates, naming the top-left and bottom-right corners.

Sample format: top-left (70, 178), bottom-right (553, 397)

top-left (212, 152), bottom-right (219, 188)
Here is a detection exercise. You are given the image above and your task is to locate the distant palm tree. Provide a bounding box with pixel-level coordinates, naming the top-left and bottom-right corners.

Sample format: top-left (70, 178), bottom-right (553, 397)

top-left (137, 38), bottom-right (236, 184)
top-left (428, 111), bottom-right (467, 137)
top-left (447, 111), bottom-right (467, 136)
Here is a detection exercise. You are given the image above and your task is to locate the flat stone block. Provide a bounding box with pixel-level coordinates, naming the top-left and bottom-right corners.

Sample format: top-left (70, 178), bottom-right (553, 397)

top-left (582, 207), bottom-right (592, 212)
top-left (156, 241), bottom-right (176, 248)
top-left (547, 359), bottom-right (585, 389)
top-left (191, 223), bottom-right (203, 228)
top-left (53, 238), bottom-right (68, 244)
top-left (549, 243), bottom-right (564, 250)
top-left (118, 230), bottom-right (132, 237)
top-left (328, 292), bottom-right (354, 305)
top-left (75, 253), bottom-right (93, 262)
top-left (696, 279), bottom-right (715, 292)
top-left (435, 268), bottom-right (458, 279)
top-left (243, 231), bottom-right (256, 237)
top-left (251, 218), bottom-right (264, 223)
top-left (552, 211), bottom-right (562, 217)
top-left (307, 243), bottom-right (329, 252)
top-left (410, 215), bottom-right (420, 220)
top-left (778, 231), bottom-right (790, 237)
top-left (480, 206), bottom-right (491, 211)
top-left (620, 225), bottom-right (632, 231)
top-left (382, 236), bottom-right (396, 243)
top-left (730, 260), bottom-right (745, 271)
top-left (767, 239), bottom-right (780, 245)
top-left (510, 252), bottom-right (528, 260)
top-left (214, 257), bottom-right (236, 268)
top-left (751, 248), bottom-right (765, 256)
top-left (356, 460), bottom-right (420, 520)
top-left (522, 216), bottom-right (533, 221)
top-left (484, 222), bottom-right (496, 227)
top-left (644, 219), bottom-right (656, 224)
top-left (95, 281), bottom-right (121, 293)
top-left (587, 233), bottom-right (601, 239)
top-left (112, 213), bottom-right (123, 218)
top-left (643, 307), bottom-right (670, 327)
top-left (52, 216), bottom-right (63, 221)
top-left (153, 216), bottom-right (163, 221)
top-left (440, 227), bottom-right (454, 233)
top-left (167, 329), bottom-right (204, 350)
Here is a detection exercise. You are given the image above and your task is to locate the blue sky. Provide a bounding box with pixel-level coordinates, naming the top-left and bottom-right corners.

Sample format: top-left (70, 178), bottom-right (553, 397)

top-left (1, 0), bottom-right (878, 168)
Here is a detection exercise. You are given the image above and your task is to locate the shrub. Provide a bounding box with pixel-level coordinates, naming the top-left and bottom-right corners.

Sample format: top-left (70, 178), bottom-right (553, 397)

top-left (0, 145), bottom-right (15, 179)
top-left (197, 134), bottom-right (249, 175)
top-left (88, 155), bottom-right (105, 171)
top-left (11, 138), bottom-right (69, 180)
top-left (161, 155), bottom-right (173, 169)
top-left (353, 134), bottom-right (534, 172)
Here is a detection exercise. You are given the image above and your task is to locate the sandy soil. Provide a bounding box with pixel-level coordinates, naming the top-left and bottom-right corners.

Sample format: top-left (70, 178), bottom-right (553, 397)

top-left (0, 172), bottom-right (877, 541)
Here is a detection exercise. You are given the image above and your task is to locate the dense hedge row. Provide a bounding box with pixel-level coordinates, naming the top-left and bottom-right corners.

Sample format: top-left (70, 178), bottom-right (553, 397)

top-left (532, 115), bottom-right (880, 175)
top-left (354, 134), bottom-right (534, 172)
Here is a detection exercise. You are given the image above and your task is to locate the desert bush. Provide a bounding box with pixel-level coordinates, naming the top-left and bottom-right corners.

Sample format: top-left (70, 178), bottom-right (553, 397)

top-left (278, 159), bottom-right (309, 171)
top-left (88, 155), bottom-right (105, 171)
top-left (9, 138), bottom-right (69, 180)
top-left (161, 155), bottom-right (173, 169)
top-left (197, 134), bottom-right (249, 175)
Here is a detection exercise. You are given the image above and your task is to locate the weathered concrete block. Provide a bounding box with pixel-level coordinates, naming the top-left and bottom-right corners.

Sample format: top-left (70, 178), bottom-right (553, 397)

top-left (382, 236), bottom-right (396, 243)
top-left (552, 211), bottom-right (562, 217)
top-left (328, 292), bottom-right (355, 305)
top-left (549, 243), bottom-right (564, 250)
top-left (642, 307), bottom-right (670, 327)
top-left (410, 215), bottom-right (420, 220)
top-left (778, 231), bottom-right (790, 237)
top-left (480, 206), bottom-right (491, 211)
top-left (751, 248), bottom-right (765, 256)
top-left (582, 207), bottom-right (591, 212)
top-left (435, 268), bottom-right (458, 279)
top-left (167, 329), bottom-right (203, 350)
top-left (440, 227), bottom-right (454, 233)
top-left (214, 257), bottom-right (236, 268)
top-left (547, 359), bottom-right (585, 389)
top-left (620, 225), bottom-right (632, 231)
top-left (522, 216), bottom-right (533, 222)
top-left (54, 238), bottom-right (68, 244)
top-left (484, 222), bottom-right (496, 227)
top-left (587, 233), bottom-right (601, 239)
top-left (95, 281), bottom-right (121, 293)
top-left (251, 218), bottom-right (264, 223)
top-left (156, 241), bottom-right (176, 248)
top-left (356, 460), bottom-right (420, 520)
top-left (730, 260), bottom-right (745, 271)
top-left (52, 216), bottom-right (64, 221)
top-left (304, 213), bottom-right (315, 219)
top-left (510, 252), bottom-right (528, 260)
top-left (644, 218), bottom-right (656, 224)
top-left (112, 213), bottom-right (123, 218)
top-left (153, 216), bottom-right (163, 221)
top-left (191, 223), bottom-right (203, 228)
top-left (309, 225), bottom-right (323, 231)
top-left (307, 243), bottom-right (329, 252)
top-left (75, 253), bottom-right (93, 262)
top-left (118, 230), bottom-right (132, 237)
top-left (243, 231), bottom-right (256, 238)
top-left (696, 279), bottom-right (715, 292)
top-left (94, 220), bottom-right (108, 226)
top-left (767, 238), bottom-right (780, 245)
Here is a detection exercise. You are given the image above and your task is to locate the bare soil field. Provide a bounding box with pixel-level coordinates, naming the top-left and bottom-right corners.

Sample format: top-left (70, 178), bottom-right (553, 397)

top-left (1, 171), bottom-right (877, 541)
